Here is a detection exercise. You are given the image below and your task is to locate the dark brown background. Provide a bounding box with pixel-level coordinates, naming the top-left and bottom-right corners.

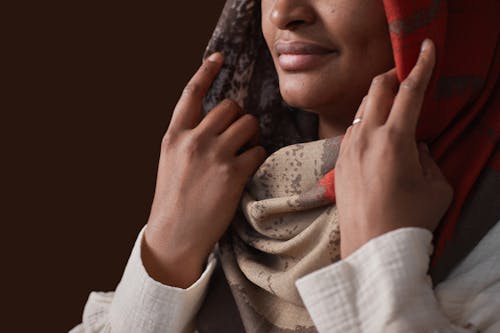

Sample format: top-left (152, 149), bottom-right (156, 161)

top-left (5, 1), bottom-right (226, 331)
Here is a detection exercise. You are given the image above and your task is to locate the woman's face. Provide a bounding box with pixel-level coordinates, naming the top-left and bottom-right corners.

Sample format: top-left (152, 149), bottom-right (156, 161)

top-left (261, 0), bottom-right (394, 125)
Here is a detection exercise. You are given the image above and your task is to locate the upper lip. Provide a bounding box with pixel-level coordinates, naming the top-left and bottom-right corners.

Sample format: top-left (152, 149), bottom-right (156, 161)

top-left (275, 40), bottom-right (337, 55)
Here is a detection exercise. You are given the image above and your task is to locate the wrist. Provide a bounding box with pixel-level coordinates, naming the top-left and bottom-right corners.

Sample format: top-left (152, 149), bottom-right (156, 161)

top-left (142, 226), bottom-right (207, 288)
top-left (340, 222), bottom-right (399, 259)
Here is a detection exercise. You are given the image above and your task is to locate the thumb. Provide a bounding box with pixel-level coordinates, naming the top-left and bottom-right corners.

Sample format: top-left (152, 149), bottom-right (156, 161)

top-left (418, 142), bottom-right (455, 211)
top-left (417, 142), bottom-right (442, 180)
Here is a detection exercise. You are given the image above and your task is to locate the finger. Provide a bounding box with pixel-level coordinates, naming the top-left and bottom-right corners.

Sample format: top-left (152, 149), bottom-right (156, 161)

top-left (339, 126), bottom-right (353, 159)
top-left (363, 68), bottom-right (398, 127)
top-left (348, 94), bottom-right (368, 134)
top-left (219, 114), bottom-right (260, 154)
top-left (236, 145), bottom-right (267, 176)
top-left (417, 143), bottom-right (454, 205)
top-left (197, 99), bottom-right (243, 135)
top-left (247, 128), bottom-right (260, 148)
top-left (337, 133), bottom-right (348, 163)
top-left (387, 39), bottom-right (436, 134)
top-left (352, 95), bottom-right (368, 124)
top-left (238, 128), bottom-right (261, 155)
top-left (169, 52), bottom-right (224, 132)
top-left (340, 95), bottom-right (368, 157)
top-left (339, 96), bottom-right (367, 156)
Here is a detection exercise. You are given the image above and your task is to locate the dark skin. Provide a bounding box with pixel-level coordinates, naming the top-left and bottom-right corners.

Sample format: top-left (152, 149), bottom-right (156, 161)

top-left (261, 0), bottom-right (395, 138)
top-left (142, 52), bottom-right (266, 288)
top-left (260, 0), bottom-right (453, 258)
top-left (142, 0), bottom-right (453, 288)
top-left (336, 41), bottom-right (453, 258)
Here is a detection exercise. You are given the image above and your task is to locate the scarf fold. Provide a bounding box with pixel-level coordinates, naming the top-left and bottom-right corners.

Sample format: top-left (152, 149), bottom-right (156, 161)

top-left (196, 0), bottom-right (499, 331)
top-left (218, 137), bottom-right (342, 331)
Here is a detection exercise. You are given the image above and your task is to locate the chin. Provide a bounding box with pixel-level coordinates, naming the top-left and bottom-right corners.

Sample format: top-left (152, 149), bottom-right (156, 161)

top-left (278, 75), bottom-right (337, 113)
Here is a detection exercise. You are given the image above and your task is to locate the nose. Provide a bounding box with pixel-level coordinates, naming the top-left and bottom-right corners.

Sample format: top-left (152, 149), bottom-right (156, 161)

top-left (269, 0), bottom-right (316, 30)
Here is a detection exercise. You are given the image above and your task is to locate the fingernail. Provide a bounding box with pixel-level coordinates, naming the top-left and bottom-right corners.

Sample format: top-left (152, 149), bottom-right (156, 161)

top-left (421, 39), bottom-right (431, 53)
top-left (207, 52), bottom-right (224, 64)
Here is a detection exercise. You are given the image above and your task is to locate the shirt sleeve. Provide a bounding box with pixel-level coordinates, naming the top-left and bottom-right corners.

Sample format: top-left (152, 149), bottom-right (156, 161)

top-left (69, 225), bottom-right (217, 333)
top-left (295, 223), bottom-right (500, 333)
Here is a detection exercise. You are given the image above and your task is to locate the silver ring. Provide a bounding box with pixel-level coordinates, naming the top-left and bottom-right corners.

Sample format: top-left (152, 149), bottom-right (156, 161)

top-left (352, 117), bottom-right (362, 125)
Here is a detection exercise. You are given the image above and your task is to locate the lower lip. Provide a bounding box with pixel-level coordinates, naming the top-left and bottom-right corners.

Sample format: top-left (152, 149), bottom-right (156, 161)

top-left (278, 52), bottom-right (337, 71)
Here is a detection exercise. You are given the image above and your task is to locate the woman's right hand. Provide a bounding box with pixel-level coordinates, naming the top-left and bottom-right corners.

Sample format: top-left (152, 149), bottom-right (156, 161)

top-left (141, 52), bottom-right (267, 288)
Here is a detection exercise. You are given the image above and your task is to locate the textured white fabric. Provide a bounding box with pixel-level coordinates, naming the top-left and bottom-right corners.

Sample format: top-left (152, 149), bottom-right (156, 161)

top-left (70, 221), bottom-right (500, 333)
top-left (296, 222), bottom-right (500, 333)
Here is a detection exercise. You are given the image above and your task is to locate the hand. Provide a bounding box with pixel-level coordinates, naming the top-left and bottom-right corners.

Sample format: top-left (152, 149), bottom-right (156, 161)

top-left (334, 39), bottom-right (454, 259)
top-left (142, 52), bottom-right (267, 287)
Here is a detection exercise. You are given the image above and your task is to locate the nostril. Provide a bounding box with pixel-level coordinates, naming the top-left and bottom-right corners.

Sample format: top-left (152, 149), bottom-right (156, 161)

top-left (269, 3), bottom-right (316, 30)
top-left (287, 20), bottom-right (305, 30)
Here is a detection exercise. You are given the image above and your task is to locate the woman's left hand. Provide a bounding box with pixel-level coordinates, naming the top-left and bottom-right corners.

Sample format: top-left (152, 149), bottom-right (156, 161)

top-left (335, 39), bottom-right (454, 259)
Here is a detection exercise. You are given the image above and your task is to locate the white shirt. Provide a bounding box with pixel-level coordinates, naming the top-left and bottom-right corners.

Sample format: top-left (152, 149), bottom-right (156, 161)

top-left (69, 221), bottom-right (500, 333)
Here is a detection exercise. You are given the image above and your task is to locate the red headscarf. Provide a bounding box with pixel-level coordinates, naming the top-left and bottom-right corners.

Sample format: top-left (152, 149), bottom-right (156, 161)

top-left (321, 0), bottom-right (499, 263)
top-left (386, 0), bottom-right (499, 262)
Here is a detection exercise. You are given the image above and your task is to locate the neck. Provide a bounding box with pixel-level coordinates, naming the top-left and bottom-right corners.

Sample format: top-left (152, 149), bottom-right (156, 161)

top-left (317, 113), bottom-right (351, 140)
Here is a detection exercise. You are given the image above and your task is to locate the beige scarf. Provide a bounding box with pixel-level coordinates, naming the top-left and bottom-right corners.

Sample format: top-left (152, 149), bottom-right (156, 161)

top-left (218, 135), bottom-right (342, 332)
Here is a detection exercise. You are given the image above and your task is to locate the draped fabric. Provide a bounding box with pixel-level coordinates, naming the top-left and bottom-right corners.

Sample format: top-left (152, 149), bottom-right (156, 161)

top-left (382, 0), bottom-right (499, 264)
top-left (196, 0), bottom-right (500, 332)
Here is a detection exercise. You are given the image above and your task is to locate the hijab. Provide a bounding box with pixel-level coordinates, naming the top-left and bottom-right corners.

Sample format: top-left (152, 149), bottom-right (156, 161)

top-left (195, 0), bottom-right (499, 331)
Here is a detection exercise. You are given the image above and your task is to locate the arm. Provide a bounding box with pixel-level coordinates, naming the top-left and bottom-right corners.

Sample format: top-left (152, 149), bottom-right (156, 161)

top-left (70, 50), bottom-right (265, 332)
top-left (69, 225), bottom-right (217, 333)
top-left (295, 222), bottom-right (500, 333)
top-left (308, 38), bottom-right (489, 333)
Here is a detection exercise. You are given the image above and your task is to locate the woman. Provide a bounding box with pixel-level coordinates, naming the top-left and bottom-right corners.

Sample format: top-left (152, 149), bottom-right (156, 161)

top-left (71, 0), bottom-right (499, 332)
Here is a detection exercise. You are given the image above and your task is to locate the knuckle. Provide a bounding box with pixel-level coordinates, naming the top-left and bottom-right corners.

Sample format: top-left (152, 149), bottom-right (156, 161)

top-left (384, 126), bottom-right (404, 140)
top-left (222, 98), bottom-right (237, 108)
top-left (344, 126), bottom-right (353, 138)
top-left (222, 98), bottom-right (241, 113)
top-left (182, 132), bottom-right (204, 156)
top-left (380, 127), bottom-right (405, 152)
top-left (361, 95), bottom-right (368, 105)
top-left (182, 82), bottom-right (202, 97)
top-left (252, 146), bottom-right (266, 162)
top-left (201, 61), bottom-right (219, 79)
top-left (371, 73), bottom-right (391, 86)
top-left (241, 114), bottom-right (259, 129)
top-left (218, 162), bottom-right (238, 181)
top-left (161, 132), bottom-right (177, 149)
top-left (203, 60), bottom-right (218, 72)
top-left (401, 76), bottom-right (424, 93)
top-left (350, 134), bottom-right (368, 156)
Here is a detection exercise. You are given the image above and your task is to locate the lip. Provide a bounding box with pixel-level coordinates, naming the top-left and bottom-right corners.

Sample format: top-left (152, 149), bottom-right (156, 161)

top-left (274, 40), bottom-right (338, 71)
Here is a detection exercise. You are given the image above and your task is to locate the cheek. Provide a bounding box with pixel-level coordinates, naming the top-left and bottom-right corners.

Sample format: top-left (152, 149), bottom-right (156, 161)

top-left (325, 6), bottom-right (394, 80)
top-left (260, 1), bottom-right (274, 47)
top-left (326, 0), bottom-right (391, 56)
